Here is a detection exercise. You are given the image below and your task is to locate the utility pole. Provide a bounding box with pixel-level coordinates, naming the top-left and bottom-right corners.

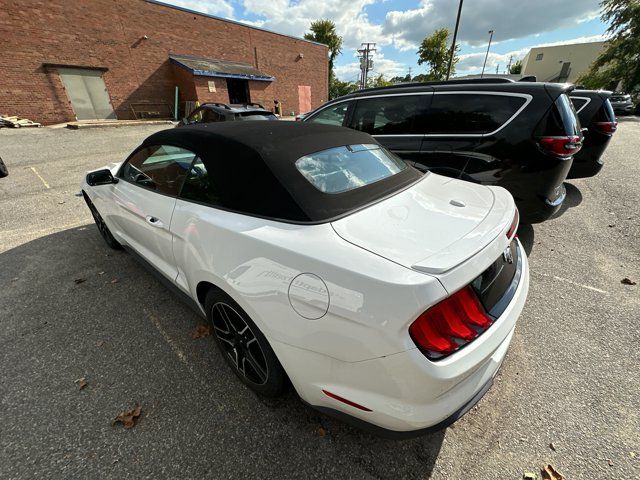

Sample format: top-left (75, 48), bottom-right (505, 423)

top-left (446, 0), bottom-right (464, 80)
top-left (358, 43), bottom-right (376, 89)
top-left (481, 29), bottom-right (494, 78)
top-left (496, 64), bottom-right (499, 74)
top-left (506, 55), bottom-right (513, 74)
top-left (407, 67), bottom-right (412, 82)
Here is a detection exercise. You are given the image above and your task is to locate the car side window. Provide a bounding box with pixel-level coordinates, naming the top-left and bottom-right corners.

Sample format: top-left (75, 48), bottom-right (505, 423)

top-left (202, 109), bottom-right (222, 122)
top-left (349, 95), bottom-right (429, 135)
top-left (120, 145), bottom-right (196, 196)
top-left (188, 107), bottom-right (204, 123)
top-left (179, 157), bottom-right (222, 205)
top-left (307, 103), bottom-right (350, 126)
top-left (426, 94), bottom-right (527, 134)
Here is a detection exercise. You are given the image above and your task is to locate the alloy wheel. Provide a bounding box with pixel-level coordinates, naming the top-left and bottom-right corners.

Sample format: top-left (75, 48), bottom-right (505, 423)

top-left (211, 302), bottom-right (269, 386)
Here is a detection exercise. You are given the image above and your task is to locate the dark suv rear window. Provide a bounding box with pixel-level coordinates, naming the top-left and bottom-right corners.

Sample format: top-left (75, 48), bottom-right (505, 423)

top-left (595, 98), bottom-right (616, 122)
top-left (425, 93), bottom-right (527, 134)
top-left (349, 95), bottom-right (429, 135)
top-left (540, 94), bottom-right (581, 136)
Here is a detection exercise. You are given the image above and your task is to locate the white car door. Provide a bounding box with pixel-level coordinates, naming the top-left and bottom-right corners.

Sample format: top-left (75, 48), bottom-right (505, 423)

top-left (111, 145), bottom-right (196, 280)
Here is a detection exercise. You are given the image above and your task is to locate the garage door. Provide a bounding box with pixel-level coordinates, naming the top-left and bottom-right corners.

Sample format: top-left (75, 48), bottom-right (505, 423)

top-left (58, 68), bottom-right (116, 120)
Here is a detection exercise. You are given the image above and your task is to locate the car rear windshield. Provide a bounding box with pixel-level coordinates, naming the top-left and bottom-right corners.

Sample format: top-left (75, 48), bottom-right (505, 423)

top-left (540, 94), bottom-right (581, 136)
top-left (595, 98), bottom-right (616, 122)
top-left (235, 111), bottom-right (277, 121)
top-left (295, 144), bottom-right (406, 194)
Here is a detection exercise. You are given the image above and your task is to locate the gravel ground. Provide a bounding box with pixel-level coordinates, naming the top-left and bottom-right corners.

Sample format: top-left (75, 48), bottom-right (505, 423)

top-left (0, 120), bottom-right (638, 479)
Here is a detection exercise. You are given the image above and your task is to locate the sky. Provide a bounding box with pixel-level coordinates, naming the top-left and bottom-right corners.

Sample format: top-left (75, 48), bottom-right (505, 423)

top-left (161, 0), bottom-right (609, 81)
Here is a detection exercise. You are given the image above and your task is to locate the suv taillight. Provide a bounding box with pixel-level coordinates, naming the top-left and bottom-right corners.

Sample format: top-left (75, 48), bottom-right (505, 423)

top-left (409, 286), bottom-right (494, 359)
top-left (506, 209), bottom-right (519, 239)
top-left (593, 121), bottom-right (617, 135)
top-left (538, 135), bottom-right (582, 157)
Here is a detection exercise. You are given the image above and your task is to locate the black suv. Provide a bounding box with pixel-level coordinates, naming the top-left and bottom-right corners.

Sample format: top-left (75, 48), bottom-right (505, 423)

top-left (303, 79), bottom-right (582, 223)
top-left (179, 102), bottom-right (277, 126)
top-left (569, 90), bottom-right (617, 178)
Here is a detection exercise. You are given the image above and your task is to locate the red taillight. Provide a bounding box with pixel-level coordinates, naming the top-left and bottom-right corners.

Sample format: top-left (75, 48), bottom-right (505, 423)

top-left (506, 209), bottom-right (519, 239)
top-left (593, 121), bottom-right (617, 135)
top-left (538, 135), bottom-right (582, 157)
top-left (409, 286), bottom-right (494, 359)
top-left (322, 390), bottom-right (372, 411)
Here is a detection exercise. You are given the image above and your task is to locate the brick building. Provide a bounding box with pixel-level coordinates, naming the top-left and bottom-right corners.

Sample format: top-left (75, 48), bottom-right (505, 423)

top-left (0, 0), bottom-right (328, 124)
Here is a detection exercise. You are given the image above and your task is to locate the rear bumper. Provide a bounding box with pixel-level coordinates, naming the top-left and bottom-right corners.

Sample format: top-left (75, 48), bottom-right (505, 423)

top-left (274, 240), bottom-right (529, 436)
top-left (516, 183), bottom-right (565, 223)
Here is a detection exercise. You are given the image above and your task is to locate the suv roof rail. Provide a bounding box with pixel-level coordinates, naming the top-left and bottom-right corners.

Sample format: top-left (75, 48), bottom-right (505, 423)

top-left (354, 77), bottom-right (515, 95)
top-left (201, 102), bottom-right (232, 110)
top-left (518, 75), bottom-right (537, 82)
top-left (243, 102), bottom-right (265, 109)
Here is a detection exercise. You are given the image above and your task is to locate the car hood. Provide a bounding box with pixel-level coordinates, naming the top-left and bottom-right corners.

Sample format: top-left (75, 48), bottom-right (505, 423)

top-left (331, 173), bottom-right (515, 275)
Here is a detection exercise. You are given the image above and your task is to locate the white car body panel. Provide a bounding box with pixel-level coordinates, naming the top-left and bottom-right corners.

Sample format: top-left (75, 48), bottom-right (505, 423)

top-left (82, 158), bottom-right (528, 434)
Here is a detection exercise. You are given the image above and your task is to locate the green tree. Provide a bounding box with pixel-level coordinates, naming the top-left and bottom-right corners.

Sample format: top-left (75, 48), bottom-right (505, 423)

top-left (509, 60), bottom-right (523, 75)
top-left (578, 0), bottom-right (640, 91)
top-left (366, 74), bottom-right (393, 88)
top-left (329, 78), bottom-right (359, 98)
top-left (304, 19), bottom-right (343, 83)
top-left (417, 28), bottom-right (459, 81)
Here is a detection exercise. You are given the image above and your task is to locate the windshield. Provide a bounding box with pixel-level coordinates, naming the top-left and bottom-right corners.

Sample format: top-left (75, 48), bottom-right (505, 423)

top-left (235, 111), bottom-right (277, 121)
top-left (295, 144), bottom-right (406, 194)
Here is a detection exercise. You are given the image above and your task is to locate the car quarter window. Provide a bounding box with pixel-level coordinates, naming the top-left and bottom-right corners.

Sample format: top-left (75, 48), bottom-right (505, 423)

top-left (570, 97), bottom-right (589, 112)
top-left (120, 145), bottom-right (196, 196)
top-left (349, 95), bottom-right (429, 135)
top-left (307, 102), bottom-right (350, 126)
top-left (425, 93), bottom-right (527, 134)
top-left (179, 157), bottom-right (222, 205)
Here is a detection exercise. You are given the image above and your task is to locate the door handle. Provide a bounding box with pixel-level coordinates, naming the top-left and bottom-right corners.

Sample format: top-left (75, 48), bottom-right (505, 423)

top-left (145, 215), bottom-right (164, 228)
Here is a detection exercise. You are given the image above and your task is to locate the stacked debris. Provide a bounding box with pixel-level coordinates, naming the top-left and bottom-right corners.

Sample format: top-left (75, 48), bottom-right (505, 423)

top-left (0, 115), bottom-right (42, 128)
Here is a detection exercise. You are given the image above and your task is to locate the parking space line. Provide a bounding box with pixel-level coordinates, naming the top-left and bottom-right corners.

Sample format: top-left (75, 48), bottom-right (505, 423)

top-left (143, 308), bottom-right (224, 409)
top-left (29, 166), bottom-right (51, 189)
top-left (533, 271), bottom-right (609, 294)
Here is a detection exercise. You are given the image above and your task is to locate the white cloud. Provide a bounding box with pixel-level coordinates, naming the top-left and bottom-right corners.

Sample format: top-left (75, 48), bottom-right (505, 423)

top-left (335, 52), bottom-right (407, 81)
top-left (384, 0), bottom-right (601, 51)
top-left (241, 0), bottom-right (387, 51)
top-left (164, 0), bottom-right (234, 18)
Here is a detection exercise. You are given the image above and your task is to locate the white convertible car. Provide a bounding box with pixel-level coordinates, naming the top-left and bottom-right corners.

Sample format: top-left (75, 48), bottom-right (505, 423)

top-left (82, 122), bottom-right (529, 438)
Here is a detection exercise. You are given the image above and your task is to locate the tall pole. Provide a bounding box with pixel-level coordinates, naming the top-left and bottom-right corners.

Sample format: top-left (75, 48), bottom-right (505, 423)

top-left (358, 43), bottom-right (376, 89)
top-left (446, 0), bottom-right (464, 80)
top-left (481, 30), bottom-right (494, 78)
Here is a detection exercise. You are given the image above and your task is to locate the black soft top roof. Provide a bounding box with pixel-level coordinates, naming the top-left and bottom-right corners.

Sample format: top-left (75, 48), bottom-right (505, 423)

top-left (142, 122), bottom-right (420, 223)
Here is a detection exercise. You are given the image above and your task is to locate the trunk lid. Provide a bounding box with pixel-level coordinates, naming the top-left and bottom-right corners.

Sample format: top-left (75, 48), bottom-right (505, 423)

top-left (331, 173), bottom-right (515, 275)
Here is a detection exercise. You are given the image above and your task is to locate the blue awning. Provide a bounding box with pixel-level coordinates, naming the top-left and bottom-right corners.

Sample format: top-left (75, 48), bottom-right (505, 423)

top-left (170, 54), bottom-right (274, 82)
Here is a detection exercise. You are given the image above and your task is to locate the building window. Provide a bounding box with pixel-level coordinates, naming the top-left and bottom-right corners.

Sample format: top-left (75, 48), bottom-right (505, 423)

top-left (536, 53), bottom-right (544, 61)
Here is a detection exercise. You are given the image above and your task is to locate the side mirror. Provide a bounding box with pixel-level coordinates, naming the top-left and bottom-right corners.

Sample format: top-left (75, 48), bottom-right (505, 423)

top-left (86, 169), bottom-right (118, 186)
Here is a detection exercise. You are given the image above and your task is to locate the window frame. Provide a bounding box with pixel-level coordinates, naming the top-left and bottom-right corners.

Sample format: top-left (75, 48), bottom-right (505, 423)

top-left (304, 100), bottom-right (354, 127)
top-left (535, 53), bottom-right (544, 61)
top-left (117, 144), bottom-right (198, 198)
top-left (348, 94), bottom-right (432, 136)
top-left (569, 96), bottom-right (592, 114)
top-left (422, 91), bottom-right (533, 138)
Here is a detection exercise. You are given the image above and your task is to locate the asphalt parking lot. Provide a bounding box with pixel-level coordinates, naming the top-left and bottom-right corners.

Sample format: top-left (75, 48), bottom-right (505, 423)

top-left (1, 120), bottom-right (638, 479)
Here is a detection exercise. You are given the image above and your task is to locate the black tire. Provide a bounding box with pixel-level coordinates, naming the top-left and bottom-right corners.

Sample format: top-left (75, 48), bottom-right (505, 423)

top-left (83, 193), bottom-right (122, 250)
top-left (205, 289), bottom-right (286, 397)
top-left (0, 157), bottom-right (8, 178)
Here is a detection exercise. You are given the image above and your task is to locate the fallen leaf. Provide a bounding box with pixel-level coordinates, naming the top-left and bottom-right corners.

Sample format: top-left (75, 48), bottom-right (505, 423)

top-left (75, 377), bottom-right (87, 390)
top-left (74, 278), bottom-right (87, 284)
top-left (112, 403), bottom-right (142, 429)
top-left (549, 442), bottom-right (556, 451)
top-left (98, 271), bottom-right (105, 276)
top-left (621, 278), bottom-right (637, 285)
top-left (630, 452), bottom-right (636, 458)
top-left (110, 279), bottom-right (119, 284)
top-left (96, 340), bottom-right (105, 347)
top-left (541, 464), bottom-right (564, 480)
top-left (317, 426), bottom-right (327, 437)
top-left (607, 459), bottom-right (613, 467)
top-left (11, 277), bottom-right (19, 282)
top-left (608, 224), bottom-right (615, 227)
top-left (523, 473), bottom-right (537, 480)
top-left (58, 201), bottom-right (65, 205)
top-left (192, 325), bottom-right (211, 339)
